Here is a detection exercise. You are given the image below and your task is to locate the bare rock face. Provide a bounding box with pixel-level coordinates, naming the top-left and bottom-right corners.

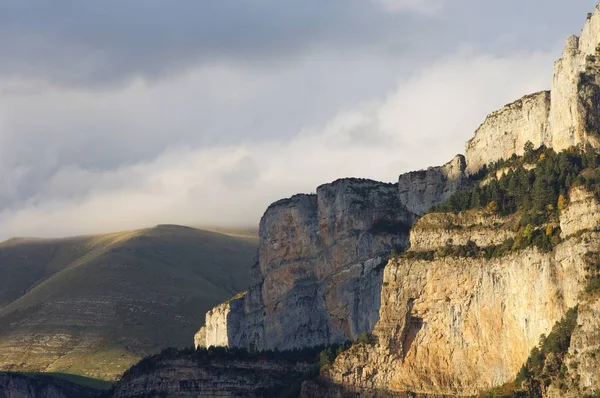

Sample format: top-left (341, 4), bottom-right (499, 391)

top-left (410, 211), bottom-right (517, 251)
top-left (466, 5), bottom-right (600, 174)
top-left (398, 155), bottom-right (468, 215)
top-left (465, 91), bottom-right (551, 175)
top-left (325, 233), bottom-right (594, 396)
top-left (560, 186), bottom-right (600, 237)
top-left (322, 186), bottom-right (600, 396)
top-left (195, 294), bottom-right (246, 349)
top-left (197, 179), bottom-right (415, 351)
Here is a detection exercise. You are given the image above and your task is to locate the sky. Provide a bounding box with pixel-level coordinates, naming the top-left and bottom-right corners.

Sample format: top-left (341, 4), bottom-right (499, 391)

top-left (0, 0), bottom-right (597, 238)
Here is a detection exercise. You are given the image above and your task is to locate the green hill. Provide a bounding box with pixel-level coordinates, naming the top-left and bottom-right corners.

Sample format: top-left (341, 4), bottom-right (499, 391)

top-left (0, 225), bottom-right (256, 381)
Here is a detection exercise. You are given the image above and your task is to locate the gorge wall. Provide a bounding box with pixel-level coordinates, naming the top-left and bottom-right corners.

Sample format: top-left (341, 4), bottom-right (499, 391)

top-left (465, 4), bottom-right (600, 174)
top-left (195, 171), bottom-right (467, 351)
top-left (186, 3), bottom-right (600, 397)
top-left (323, 199), bottom-right (599, 396)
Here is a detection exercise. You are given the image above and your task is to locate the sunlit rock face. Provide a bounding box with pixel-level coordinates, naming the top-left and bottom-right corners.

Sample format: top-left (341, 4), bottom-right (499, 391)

top-left (465, 91), bottom-right (551, 175)
top-left (546, 295), bottom-right (600, 398)
top-left (324, 198), bottom-right (600, 396)
top-left (466, 5), bottom-right (600, 175)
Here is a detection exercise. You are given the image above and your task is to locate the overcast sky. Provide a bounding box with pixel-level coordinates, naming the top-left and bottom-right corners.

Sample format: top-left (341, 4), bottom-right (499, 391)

top-left (0, 0), bottom-right (597, 238)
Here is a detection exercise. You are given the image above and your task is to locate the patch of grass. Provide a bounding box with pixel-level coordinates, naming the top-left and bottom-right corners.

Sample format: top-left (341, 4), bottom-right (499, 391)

top-left (0, 225), bottom-right (256, 381)
top-left (585, 278), bottom-right (600, 295)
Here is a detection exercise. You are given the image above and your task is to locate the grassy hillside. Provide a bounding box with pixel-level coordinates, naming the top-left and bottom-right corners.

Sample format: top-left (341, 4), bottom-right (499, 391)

top-left (0, 225), bottom-right (256, 381)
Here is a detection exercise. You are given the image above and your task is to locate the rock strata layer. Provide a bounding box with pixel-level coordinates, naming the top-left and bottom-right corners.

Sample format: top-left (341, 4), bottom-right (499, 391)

top-left (111, 355), bottom-right (311, 398)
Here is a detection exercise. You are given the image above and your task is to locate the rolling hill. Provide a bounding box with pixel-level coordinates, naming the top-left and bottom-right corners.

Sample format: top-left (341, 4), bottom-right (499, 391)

top-left (0, 225), bottom-right (256, 381)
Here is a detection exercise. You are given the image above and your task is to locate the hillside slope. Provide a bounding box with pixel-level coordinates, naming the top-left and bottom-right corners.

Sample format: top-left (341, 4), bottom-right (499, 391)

top-left (0, 225), bottom-right (256, 381)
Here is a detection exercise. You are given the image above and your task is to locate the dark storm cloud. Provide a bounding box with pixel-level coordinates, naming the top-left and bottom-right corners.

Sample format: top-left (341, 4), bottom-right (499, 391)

top-left (0, 0), bottom-right (424, 85)
top-left (0, 1), bottom-right (596, 86)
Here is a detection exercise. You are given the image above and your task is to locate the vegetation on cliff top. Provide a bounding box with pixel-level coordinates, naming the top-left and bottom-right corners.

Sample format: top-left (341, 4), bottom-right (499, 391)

top-left (433, 143), bottom-right (600, 221)
top-left (412, 144), bottom-right (600, 259)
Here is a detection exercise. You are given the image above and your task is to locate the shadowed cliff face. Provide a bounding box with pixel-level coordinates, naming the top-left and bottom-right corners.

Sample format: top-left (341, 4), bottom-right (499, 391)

top-left (111, 349), bottom-right (314, 398)
top-left (195, 162), bottom-right (469, 352)
top-left (197, 179), bottom-right (417, 351)
top-left (0, 373), bottom-right (102, 398)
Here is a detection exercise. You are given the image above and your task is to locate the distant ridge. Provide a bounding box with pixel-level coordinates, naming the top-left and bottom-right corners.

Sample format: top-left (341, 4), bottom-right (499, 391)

top-left (0, 224), bottom-right (256, 381)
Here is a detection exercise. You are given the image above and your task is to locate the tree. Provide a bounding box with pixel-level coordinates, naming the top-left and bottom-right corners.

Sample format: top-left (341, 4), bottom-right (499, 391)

top-left (557, 194), bottom-right (568, 211)
top-left (486, 201), bottom-right (499, 214)
top-left (524, 141), bottom-right (536, 163)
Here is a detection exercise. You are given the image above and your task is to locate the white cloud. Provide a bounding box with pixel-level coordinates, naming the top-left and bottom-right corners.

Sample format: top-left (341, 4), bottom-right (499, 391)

top-left (0, 49), bottom-right (557, 239)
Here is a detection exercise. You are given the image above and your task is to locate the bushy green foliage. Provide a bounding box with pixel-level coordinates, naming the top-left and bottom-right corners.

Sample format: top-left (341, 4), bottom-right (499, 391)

top-left (516, 307), bottom-right (578, 394)
top-left (357, 332), bottom-right (376, 346)
top-left (586, 278), bottom-right (600, 295)
top-left (433, 144), bottom-right (600, 227)
top-left (403, 250), bottom-right (435, 261)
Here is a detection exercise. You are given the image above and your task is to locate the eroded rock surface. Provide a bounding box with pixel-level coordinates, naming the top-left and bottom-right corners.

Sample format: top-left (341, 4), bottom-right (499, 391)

top-left (197, 179), bottom-right (415, 351)
top-left (466, 5), bottom-right (600, 174)
top-left (410, 211), bottom-right (517, 251)
top-left (398, 155), bottom-right (468, 215)
top-left (325, 232), bottom-right (594, 396)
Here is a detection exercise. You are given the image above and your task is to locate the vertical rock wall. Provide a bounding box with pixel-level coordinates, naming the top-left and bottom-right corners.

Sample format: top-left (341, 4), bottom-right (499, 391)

top-left (197, 179), bottom-right (416, 351)
top-left (398, 155), bottom-right (468, 215)
top-left (466, 4), bottom-right (600, 174)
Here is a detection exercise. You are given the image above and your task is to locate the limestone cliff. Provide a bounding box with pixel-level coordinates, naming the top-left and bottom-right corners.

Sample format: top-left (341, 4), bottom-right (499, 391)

top-left (321, 188), bottom-right (600, 396)
top-left (546, 295), bottom-right (600, 398)
top-left (398, 155), bottom-right (468, 215)
top-left (465, 4), bottom-right (600, 174)
top-left (466, 91), bottom-right (551, 174)
top-left (409, 210), bottom-right (517, 251)
top-left (185, 4), bottom-right (600, 397)
top-left (196, 179), bottom-right (415, 351)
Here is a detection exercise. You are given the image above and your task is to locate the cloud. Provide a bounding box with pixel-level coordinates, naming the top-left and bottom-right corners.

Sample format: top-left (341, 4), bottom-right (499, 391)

top-left (0, 0), bottom-right (428, 86)
top-left (0, 50), bottom-right (556, 239)
top-left (373, 0), bottom-right (443, 14)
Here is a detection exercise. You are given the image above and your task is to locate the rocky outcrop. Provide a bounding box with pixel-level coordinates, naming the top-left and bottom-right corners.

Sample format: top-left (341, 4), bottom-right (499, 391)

top-left (560, 186), bottom-right (600, 237)
top-left (0, 373), bottom-right (101, 398)
top-left (321, 185), bottom-right (600, 396)
top-left (465, 92), bottom-right (551, 174)
top-left (325, 232), bottom-right (594, 396)
top-left (195, 293), bottom-right (246, 349)
top-left (398, 155), bottom-right (468, 215)
top-left (111, 353), bottom-right (312, 398)
top-left (466, 4), bottom-right (600, 174)
top-left (197, 179), bottom-right (415, 351)
top-left (409, 211), bottom-right (516, 251)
